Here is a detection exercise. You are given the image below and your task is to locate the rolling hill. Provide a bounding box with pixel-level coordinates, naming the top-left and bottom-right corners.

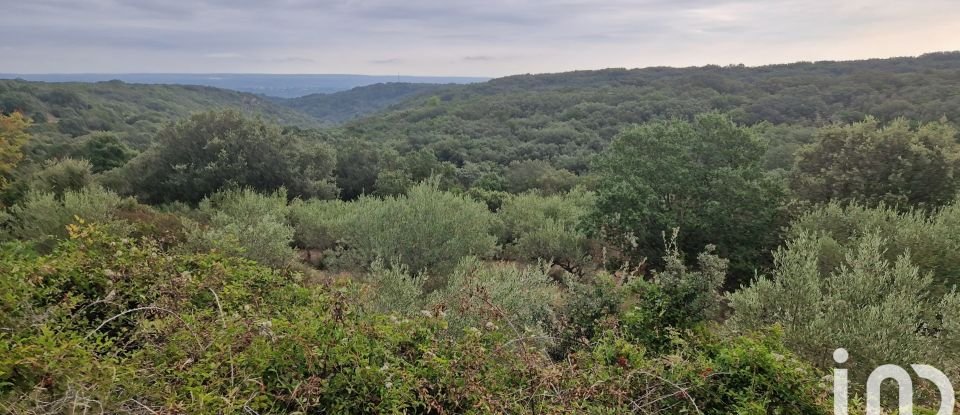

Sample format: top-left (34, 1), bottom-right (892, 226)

top-left (0, 79), bottom-right (321, 149)
top-left (276, 82), bottom-right (445, 124)
top-left (342, 52), bottom-right (960, 171)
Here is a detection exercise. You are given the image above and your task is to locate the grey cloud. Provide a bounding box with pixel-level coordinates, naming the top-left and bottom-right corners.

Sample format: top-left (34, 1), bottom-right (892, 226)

top-left (0, 0), bottom-right (957, 75)
top-left (370, 58), bottom-right (404, 64)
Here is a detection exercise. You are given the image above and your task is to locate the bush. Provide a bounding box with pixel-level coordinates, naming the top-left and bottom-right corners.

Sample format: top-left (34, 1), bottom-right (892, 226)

top-left (324, 180), bottom-right (497, 275)
top-left (363, 256), bottom-right (560, 338)
top-left (549, 273), bottom-right (624, 357)
top-left (25, 158), bottom-right (94, 196)
top-left (622, 235), bottom-right (727, 352)
top-left (3, 185), bottom-right (125, 244)
top-left (185, 188), bottom-right (295, 268)
top-left (497, 188), bottom-right (594, 274)
top-left (0, 222), bottom-right (830, 414)
top-left (727, 231), bottom-right (959, 385)
top-left (288, 198), bottom-right (351, 252)
top-left (789, 200), bottom-right (960, 293)
top-left (429, 257), bottom-right (561, 336)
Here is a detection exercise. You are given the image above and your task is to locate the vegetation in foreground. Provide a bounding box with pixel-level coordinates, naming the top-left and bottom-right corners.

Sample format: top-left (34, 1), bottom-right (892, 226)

top-left (2, 54), bottom-right (960, 413)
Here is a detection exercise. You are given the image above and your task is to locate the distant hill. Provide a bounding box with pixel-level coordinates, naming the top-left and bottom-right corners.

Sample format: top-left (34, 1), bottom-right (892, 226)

top-left (0, 79), bottom-right (320, 149)
top-left (276, 82), bottom-right (446, 124)
top-left (0, 74), bottom-right (488, 98)
top-left (344, 52), bottom-right (960, 171)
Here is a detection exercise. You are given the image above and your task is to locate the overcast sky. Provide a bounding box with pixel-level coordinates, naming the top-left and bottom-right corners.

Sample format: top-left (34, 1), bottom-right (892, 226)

top-left (2, 0), bottom-right (959, 76)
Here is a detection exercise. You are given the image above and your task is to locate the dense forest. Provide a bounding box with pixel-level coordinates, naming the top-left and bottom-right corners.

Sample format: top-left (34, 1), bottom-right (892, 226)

top-left (276, 82), bottom-right (447, 124)
top-left (2, 53), bottom-right (960, 413)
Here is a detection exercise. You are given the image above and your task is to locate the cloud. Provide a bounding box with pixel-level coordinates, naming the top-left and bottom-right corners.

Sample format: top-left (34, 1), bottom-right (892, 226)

top-left (272, 56), bottom-right (316, 63)
top-left (0, 0), bottom-right (957, 75)
top-left (370, 58), bottom-right (404, 64)
top-left (205, 52), bottom-right (245, 59)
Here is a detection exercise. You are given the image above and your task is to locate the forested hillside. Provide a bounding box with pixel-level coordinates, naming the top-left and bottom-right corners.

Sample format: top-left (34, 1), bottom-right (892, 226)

top-left (345, 52), bottom-right (960, 171)
top-left (277, 82), bottom-right (444, 124)
top-left (0, 79), bottom-right (320, 149)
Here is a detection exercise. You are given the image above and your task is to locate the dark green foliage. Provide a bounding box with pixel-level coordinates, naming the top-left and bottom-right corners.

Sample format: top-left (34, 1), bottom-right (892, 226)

top-left (74, 132), bottom-right (135, 172)
top-left (345, 53), bottom-right (960, 171)
top-left (333, 138), bottom-right (397, 199)
top-left (622, 239), bottom-right (727, 352)
top-left (279, 82), bottom-right (443, 124)
top-left (504, 160), bottom-right (578, 194)
top-left (791, 117), bottom-right (960, 210)
top-left (122, 111), bottom-right (338, 204)
top-left (24, 158), bottom-right (94, 196)
top-left (589, 113), bottom-right (784, 283)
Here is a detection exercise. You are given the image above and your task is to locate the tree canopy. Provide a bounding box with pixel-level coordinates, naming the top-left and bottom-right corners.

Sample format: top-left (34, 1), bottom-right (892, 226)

top-left (589, 113), bottom-right (784, 283)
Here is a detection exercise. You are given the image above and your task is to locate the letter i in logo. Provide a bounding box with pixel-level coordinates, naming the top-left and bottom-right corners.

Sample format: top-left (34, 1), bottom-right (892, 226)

top-left (834, 348), bottom-right (849, 415)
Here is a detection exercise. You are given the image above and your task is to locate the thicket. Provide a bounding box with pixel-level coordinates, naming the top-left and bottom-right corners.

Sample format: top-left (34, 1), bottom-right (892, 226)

top-left (0, 221), bottom-right (831, 414)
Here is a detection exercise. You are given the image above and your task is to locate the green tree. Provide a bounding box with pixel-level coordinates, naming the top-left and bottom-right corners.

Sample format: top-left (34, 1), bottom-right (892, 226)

top-left (589, 113), bottom-right (783, 282)
top-left (791, 117), bottom-right (960, 210)
top-left (0, 112), bottom-right (31, 191)
top-left (728, 231), bottom-right (960, 386)
top-left (25, 158), bottom-right (94, 196)
top-left (496, 188), bottom-right (595, 274)
top-left (73, 132), bottom-right (135, 173)
top-left (504, 160), bottom-right (578, 194)
top-left (123, 111), bottom-right (337, 204)
top-left (334, 138), bottom-right (396, 199)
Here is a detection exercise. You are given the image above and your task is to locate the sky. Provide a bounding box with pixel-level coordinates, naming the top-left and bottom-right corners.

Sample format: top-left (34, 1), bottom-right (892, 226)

top-left (2, 0), bottom-right (959, 77)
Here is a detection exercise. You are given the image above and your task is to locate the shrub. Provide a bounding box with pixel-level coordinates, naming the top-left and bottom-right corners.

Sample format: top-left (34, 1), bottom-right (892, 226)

top-left (3, 185), bottom-right (125, 244)
top-left (25, 158), bottom-right (94, 196)
top-left (0, 222), bottom-right (830, 414)
top-left (363, 259), bottom-right (428, 316)
top-left (789, 200), bottom-right (960, 293)
top-left (288, 198), bottom-right (351, 252)
top-left (363, 256), bottom-right (560, 338)
top-left (497, 188), bottom-right (594, 274)
top-left (331, 180), bottom-right (497, 275)
top-left (622, 235), bottom-right (727, 352)
top-left (429, 257), bottom-right (561, 336)
top-left (727, 231), bottom-right (958, 385)
top-left (185, 188), bottom-right (295, 268)
top-left (549, 273), bottom-right (624, 357)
